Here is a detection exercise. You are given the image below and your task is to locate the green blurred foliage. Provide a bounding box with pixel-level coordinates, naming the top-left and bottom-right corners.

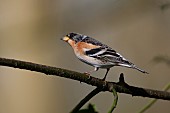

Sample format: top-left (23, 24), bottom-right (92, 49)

top-left (78, 104), bottom-right (98, 113)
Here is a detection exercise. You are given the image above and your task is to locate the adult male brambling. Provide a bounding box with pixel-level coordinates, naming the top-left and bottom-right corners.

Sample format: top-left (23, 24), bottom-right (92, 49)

top-left (61, 32), bottom-right (148, 80)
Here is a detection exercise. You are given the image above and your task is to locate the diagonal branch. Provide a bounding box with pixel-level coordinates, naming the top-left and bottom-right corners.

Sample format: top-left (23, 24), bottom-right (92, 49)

top-left (71, 87), bottom-right (101, 113)
top-left (0, 57), bottom-right (170, 100)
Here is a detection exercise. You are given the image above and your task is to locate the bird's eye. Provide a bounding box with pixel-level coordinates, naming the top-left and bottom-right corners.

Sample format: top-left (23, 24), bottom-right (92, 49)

top-left (66, 34), bottom-right (70, 37)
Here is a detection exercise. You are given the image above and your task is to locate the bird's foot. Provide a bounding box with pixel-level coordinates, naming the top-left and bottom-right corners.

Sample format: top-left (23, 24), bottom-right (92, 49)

top-left (102, 77), bottom-right (106, 81)
top-left (102, 80), bottom-right (107, 89)
top-left (83, 72), bottom-right (91, 80)
top-left (83, 72), bottom-right (90, 75)
top-left (101, 77), bottom-right (107, 89)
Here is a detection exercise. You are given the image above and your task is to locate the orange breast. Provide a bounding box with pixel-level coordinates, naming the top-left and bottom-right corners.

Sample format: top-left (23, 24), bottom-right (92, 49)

top-left (74, 42), bottom-right (100, 55)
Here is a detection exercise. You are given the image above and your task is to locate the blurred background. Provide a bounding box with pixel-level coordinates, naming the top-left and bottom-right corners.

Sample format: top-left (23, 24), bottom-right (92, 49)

top-left (0, 0), bottom-right (170, 113)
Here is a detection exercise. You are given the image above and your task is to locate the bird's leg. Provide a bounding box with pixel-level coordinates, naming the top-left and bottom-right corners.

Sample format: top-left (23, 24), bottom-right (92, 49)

top-left (102, 68), bottom-right (110, 81)
top-left (84, 67), bottom-right (99, 80)
top-left (84, 67), bottom-right (99, 75)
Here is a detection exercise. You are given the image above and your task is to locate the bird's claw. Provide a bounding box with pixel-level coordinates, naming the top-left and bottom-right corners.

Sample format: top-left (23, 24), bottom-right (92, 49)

top-left (83, 72), bottom-right (90, 75)
top-left (83, 72), bottom-right (91, 80)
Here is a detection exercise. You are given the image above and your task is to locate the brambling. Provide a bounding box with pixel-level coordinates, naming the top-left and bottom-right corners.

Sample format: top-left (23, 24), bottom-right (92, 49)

top-left (61, 32), bottom-right (148, 80)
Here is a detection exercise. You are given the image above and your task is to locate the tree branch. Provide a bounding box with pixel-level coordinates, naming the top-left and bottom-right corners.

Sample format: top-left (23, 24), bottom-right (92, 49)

top-left (71, 87), bottom-right (101, 113)
top-left (0, 57), bottom-right (170, 100)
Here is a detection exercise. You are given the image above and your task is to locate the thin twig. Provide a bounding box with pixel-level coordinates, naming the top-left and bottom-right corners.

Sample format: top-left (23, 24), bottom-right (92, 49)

top-left (108, 88), bottom-right (118, 113)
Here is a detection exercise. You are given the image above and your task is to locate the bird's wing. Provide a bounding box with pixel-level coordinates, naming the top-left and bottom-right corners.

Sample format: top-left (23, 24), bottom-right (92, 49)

top-left (85, 47), bottom-right (133, 66)
top-left (85, 47), bottom-right (148, 73)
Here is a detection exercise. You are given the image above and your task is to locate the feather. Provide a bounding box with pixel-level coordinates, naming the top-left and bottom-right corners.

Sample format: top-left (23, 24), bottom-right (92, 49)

top-left (85, 47), bottom-right (135, 67)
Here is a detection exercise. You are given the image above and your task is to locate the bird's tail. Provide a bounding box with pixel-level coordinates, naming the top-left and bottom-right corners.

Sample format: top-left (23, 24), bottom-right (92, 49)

top-left (118, 63), bottom-right (149, 74)
top-left (132, 65), bottom-right (149, 74)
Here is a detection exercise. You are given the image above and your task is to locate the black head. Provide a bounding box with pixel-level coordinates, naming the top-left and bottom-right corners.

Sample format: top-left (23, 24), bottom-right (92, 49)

top-left (65, 32), bottom-right (87, 43)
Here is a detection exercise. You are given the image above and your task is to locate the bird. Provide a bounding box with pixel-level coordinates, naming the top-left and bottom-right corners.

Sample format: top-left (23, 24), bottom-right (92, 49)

top-left (61, 32), bottom-right (148, 80)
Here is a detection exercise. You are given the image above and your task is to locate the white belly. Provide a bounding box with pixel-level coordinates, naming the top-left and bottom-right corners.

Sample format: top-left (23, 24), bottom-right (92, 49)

top-left (76, 54), bottom-right (114, 69)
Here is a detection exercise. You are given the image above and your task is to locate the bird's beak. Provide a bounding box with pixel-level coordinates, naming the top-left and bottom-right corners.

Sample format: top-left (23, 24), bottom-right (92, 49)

top-left (61, 36), bottom-right (70, 42)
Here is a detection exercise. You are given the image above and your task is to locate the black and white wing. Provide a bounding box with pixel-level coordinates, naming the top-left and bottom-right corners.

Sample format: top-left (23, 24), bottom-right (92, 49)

top-left (85, 47), bottom-right (148, 73)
